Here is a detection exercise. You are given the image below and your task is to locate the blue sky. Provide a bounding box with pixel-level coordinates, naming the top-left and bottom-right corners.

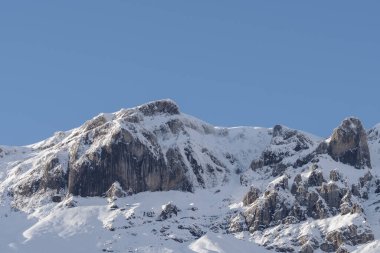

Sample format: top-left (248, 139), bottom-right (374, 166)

top-left (1, 1), bottom-right (379, 145)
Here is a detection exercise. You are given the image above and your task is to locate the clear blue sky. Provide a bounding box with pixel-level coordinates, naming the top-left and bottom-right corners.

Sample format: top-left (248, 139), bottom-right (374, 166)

top-left (1, 1), bottom-right (379, 145)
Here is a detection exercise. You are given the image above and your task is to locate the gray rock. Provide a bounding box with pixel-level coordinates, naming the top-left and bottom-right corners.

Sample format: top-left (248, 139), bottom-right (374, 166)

top-left (288, 202), bottom-right (306, 222)
top-left (273, 176), bottom-right (289, 190)
top-left (294, 174), bottom-right (303, 185)
top-left (375, 179), bottom-right (380, 193)
top-left (340, 192), bottom-right (352, 215)
top-left (68, 128), bottom-right (192, 196)
top-left (138, 99), bottom-right (180, 116)
top-left (320, 242), bottom-right (335, 252)
top-left (14, 156), bottom-right (67, 197)
top-left (166, 119), bottom-right (185, 134)
top-left (295, 185), bottom-right (329, 219)
top-left (229, 213), bottom-right (247, 233)
top-left (250, 125), bottom-right (315, 172)
top-left (307, 168), bottom-right (325, 187)
top-left (340, 191), bottom-right (363, 215)
top-left (336, 247), bottom-right (349, 253)
top-left (329, 169), bottom-right (341, 182)
top-left (105, 182), bottom-right (127, 198)
top-left (299, 243), bottom-right (314, 253)
top-left (321, 225), bottom-right (374, 252)
top-left (243, 187), bottom-right (261, 206)
top-left (359, 172), bottom-right (373, 187)
top-left (319, 182), bottom-right (344, 210)
top-left (244, 190), bottom-right (289, 232)
top-left (188, 224), bottom-right (205, 238)
top-left (51, 195), bottom-right (62, 203)
top-left (351, 184), bottom-right (361, 197)
top-left (327, 117), bottom-right (371, 169)
top-left (158, 203), bottom-right (180, 221)
top-left (291, 174), bottom-right (303, 194)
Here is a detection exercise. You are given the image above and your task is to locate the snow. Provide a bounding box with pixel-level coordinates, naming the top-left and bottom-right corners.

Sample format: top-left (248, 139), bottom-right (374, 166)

top-left (1, 101), bottom-right (380, 252)
top-left (189, 233), bottom-right (269, 253)
top-left (0, 187), bottom-right (270, 253)
top-left (353, 241), bottom-right (380, 253)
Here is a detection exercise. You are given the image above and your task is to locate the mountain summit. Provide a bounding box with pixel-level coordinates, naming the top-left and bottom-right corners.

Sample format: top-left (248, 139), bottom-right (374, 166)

top-left (0, 100), bottom-right (380, 253)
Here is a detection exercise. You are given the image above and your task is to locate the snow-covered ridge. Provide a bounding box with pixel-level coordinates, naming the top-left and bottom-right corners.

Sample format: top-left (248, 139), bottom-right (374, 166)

top-left (1, 99), bottom-right (380, 253)
top-left (0, 99), bottom-right (274, 210)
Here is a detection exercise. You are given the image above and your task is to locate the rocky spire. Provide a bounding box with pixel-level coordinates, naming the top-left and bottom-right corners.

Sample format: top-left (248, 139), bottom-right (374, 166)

top-left (327, 117), bottom-right (371, 169)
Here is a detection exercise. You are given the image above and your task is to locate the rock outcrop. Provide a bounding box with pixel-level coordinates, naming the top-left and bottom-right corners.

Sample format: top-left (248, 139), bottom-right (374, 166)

top-left (105, 181), bottom-right (127, 198)
top-left (244, 189), bottom-right (291, 232)
top-left (327, 117), bottom-right (371, 169)
top-left (320, 224), bottom-right (374, 252)
top-left (235, 158), bottom-right (373, 252)
top-left (251, 125), bottom-right (318, 175)
top-left (243, 186), bottom-right (261, 206)
top-left (158, 203), bottom-right (180, 221)
top-left (138, 99), bottom-right (180, 116)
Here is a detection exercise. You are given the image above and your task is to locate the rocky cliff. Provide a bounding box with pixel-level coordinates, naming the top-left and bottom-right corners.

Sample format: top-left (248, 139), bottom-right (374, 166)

top-left (1, 102), bottom-right (380, 253)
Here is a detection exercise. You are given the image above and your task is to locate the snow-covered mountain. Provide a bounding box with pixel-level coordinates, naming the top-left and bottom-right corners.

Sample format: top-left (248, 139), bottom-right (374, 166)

top-left (1, 99), bottom-right (380, 253)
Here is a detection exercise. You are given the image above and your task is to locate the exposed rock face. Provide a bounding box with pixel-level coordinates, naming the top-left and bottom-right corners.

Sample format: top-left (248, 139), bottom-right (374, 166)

top-left (321, 225), bottom-right (374, 252)
top-left (327, 117), bottom-right (371, 169)
top-left (234, 118), bottom-right (374, 251)
top-left (243, 186), bottom-right (261, 206)
top-left (67, 128), bottom-right (192, 196)
top-left (228, 213), bottom-right (247, 233)
top-left (307, 166), bottom-right (325, 187)
top-left (10, 99), bottom-right (270, 203)
top-left (319, 182), bottom-right (344, 211)
top-left (236, 156), bottom-right (374, 252)
top-left (244, 189), bottom-right (291, 232)
top-left (15, 156), bottom-right (67, 197)
top-left (158, 203), bottom-right (180, 221)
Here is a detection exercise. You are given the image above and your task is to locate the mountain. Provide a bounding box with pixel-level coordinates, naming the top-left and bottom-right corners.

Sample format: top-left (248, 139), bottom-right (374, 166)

top-left (1, 99), bottom-right (380, 253)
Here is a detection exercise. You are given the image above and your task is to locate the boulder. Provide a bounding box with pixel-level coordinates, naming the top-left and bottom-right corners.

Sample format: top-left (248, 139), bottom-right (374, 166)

top-left (158, 203), bottom-right (181, 221)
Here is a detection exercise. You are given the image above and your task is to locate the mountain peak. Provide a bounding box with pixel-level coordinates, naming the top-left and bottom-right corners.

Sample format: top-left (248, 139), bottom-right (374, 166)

top-left (339, 117), bottom-right (364, 134)
top-left (137, 99), bottom-right (180, 116)
top-left (2, 102), bottom-right (380, 253)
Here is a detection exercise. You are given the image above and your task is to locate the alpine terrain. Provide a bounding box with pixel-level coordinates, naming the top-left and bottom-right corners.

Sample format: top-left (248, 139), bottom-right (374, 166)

top-left (1, 99), bottom-right (380, 253)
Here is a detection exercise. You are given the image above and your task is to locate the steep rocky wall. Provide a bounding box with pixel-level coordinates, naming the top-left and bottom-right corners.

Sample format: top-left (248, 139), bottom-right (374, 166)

top-left (68, 128), bottom-right (192, 196)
